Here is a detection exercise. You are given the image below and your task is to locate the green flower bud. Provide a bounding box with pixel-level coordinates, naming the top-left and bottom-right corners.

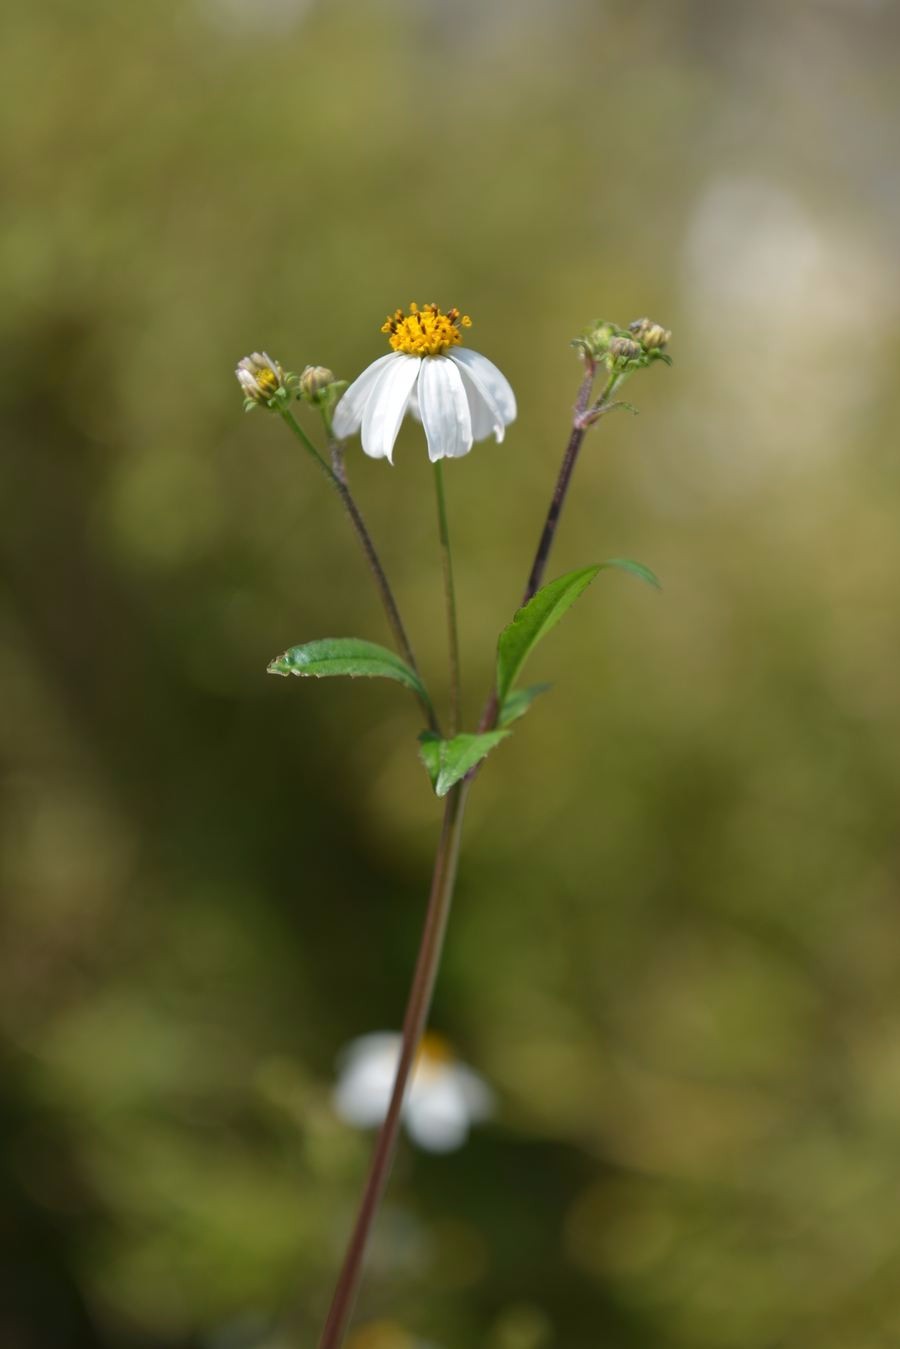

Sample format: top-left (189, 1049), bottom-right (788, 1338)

top-left (299, 365), bottom-right (337, 404)
top-left (572, 319), bottom-right (620, 362)
top-left (606, 335), bottom-right (643, 370)
top-left (628, 317), bottom-right (671, 351)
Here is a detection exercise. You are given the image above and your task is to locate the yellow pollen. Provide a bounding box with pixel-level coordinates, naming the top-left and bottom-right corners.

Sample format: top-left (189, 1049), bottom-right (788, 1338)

top-left (381, 302), bottom-right (472, 357)
top-left (256, 367), bottom-right (279, 393)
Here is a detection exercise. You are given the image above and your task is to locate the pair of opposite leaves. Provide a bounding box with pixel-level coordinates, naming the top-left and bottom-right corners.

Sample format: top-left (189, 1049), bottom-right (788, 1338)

top-left (268, 560), bottom-right (659, 797)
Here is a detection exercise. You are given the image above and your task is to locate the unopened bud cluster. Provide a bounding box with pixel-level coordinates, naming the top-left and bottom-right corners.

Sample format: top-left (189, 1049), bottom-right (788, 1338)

top-left (573, 316), bottom-right (672, 374)
top-left (236, 354), bottom-right (347, 417)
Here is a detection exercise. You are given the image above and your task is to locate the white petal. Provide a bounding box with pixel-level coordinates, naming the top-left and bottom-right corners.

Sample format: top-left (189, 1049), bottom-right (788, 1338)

top-left (361, 355), bottom-right (421, 462)
top-left (418, 357), bottom-right (473, 462)
top-left (449, 348), bottom-right (516, 442)
top-left (333, 1034), bottom-right (401, 1127)
top-left (332, 353), bottom-right (400, 439)
top-left (451, 360), bottom-right (502, 441)
top-left (450, 1065), bottom-right (494, 1122)
top-left (405, 1075), bottom-right (471, 1152)
top-left (338, 1032), bottom-right (402, 1068)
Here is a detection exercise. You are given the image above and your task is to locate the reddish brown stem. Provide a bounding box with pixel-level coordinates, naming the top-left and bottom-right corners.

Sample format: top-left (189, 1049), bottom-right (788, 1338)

top-left (317, 782), bottom-right (469, 1349)
top-left (477, 362), bottom-right (603, 733)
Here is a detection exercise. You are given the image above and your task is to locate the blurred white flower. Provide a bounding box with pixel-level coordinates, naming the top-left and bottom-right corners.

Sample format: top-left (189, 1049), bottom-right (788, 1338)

top-left (677, 174), bottom-right (890, 486)
top-left (332, 303), bottom-right (516, 464)
top-left (333, 1031), bottom-right (493, 1153)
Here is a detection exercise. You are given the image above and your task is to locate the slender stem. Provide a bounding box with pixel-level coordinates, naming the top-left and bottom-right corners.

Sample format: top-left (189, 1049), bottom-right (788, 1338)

top-left (477, 364), bottom-right (617, 735)
top-left (522, 366), bottom-right (613, 604)
top-left (317, 782), bottom-right (470, 1349)
top-left (328, 433), bottom-right (349, 487)
top-left (433, 459), bottom-right (462, 735)
top-left (279, 409), bottom-right (439, 734)
top-left (279, 408), bottom-right (336, 474)
top-left (321, 403), bottom-right (350, 488)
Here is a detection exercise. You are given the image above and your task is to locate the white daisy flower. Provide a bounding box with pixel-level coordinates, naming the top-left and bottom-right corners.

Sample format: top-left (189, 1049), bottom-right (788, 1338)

top-left (331, 303), bottom-right (516, 464)
top-left (333, 1031), bottom-right (494, 1153)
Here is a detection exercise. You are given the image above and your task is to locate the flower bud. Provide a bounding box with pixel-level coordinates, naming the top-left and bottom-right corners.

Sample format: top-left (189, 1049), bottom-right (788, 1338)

top-left (628, 317), bottom-right (671, 351)
top-left (299, 364), bottom-right (337, 404)
top-left (235, 351), bottom-right (292, 411)
top-left (572, 319), bottom-right (619, 362)
top-left (606, 335), bottom-right (643, 370)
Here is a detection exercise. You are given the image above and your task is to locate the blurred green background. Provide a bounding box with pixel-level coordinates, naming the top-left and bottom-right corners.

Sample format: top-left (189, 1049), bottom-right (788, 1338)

top-left (4, 0), bottom-right (900, 1345)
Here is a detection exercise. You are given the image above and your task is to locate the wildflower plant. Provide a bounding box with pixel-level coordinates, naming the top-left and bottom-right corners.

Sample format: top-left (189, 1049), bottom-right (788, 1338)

top-left (234, 302), bottom-right (672, 1349)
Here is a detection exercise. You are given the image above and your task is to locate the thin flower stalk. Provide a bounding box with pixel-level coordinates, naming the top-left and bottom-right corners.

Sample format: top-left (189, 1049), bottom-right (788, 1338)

top-left (279, 409), bottom-right (438, 734)
top-left (433, 460), bottom-right (462, 734)
top-left (317, 781), bottom-right (469, 1349)
top-left (476, 362), bottom-right (618, 735)
top-left (522, 363), bottom-right (611, 604)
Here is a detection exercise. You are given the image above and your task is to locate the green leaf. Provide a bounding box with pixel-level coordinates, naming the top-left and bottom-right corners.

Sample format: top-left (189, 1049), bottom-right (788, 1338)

top-left (496, 561), bottom-right (660, 707)
top-left (418, 730), bottom-right (509, 797)
top-left (497, 683), bottom-right (552, 729)
top-left (597, 557), bottom-right (661, 590)
top-left (268, 638), bottom-right (428, 701)
top-left (496, 566), bottom-right (602, 707)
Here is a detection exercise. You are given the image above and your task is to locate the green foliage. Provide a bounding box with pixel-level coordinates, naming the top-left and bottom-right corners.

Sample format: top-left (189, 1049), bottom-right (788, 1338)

top-left (598, 557), bottom-right (661, 590)
top-left (495, 562), bottom-right (659, 719)
top-left (268, 638), bottom-right (429, 702)
top-left (496, 567), bottom-right (603, 708)
top-left (496, 682), bottom-right (552, 728)
top-left (418, 730), bottom-right (510, 796)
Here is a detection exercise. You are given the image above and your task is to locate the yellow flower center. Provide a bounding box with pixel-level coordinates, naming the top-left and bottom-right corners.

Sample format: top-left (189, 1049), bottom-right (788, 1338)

top-left (415, 1031), bottom-right (455, 1075)
top-left (382, 302), bottom-right (472, 357)
top-left (256, 367), bottom-right (279, 394)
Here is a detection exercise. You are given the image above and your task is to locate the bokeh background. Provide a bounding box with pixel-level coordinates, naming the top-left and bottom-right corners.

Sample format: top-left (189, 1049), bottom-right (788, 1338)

top-left (4, 0), bottom-right (900, 1345)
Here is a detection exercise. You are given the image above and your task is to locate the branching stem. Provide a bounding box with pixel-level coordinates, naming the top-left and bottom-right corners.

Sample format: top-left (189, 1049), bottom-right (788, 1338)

top-left (477, 364), bottom-right (618, 734)
top-left (279, 410), bottom-right (438, 734)
top-left (316, 360), bottom-right (621, 1349)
